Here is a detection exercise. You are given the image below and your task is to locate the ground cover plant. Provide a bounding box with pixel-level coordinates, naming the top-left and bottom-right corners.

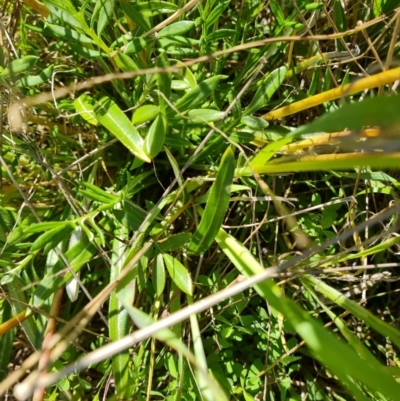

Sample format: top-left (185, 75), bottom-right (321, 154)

top-left (1, 0), bottom-right (400, 400)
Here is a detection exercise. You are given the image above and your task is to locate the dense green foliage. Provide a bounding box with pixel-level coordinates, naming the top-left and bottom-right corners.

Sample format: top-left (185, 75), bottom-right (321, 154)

top-left (1, 1), bottom-right (400, 400)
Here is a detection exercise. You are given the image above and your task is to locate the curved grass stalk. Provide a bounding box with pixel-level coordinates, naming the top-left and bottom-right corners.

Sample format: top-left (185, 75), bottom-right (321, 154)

top-left (263, 66), bottom-right (400, 121)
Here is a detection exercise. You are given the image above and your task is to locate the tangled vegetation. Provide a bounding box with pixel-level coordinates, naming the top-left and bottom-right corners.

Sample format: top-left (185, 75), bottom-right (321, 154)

top-left (1, 0), bottom-right (400, 400)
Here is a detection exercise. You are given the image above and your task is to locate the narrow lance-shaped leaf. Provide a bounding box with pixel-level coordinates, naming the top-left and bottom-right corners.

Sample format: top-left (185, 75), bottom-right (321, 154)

top-left (205, 1), bottom-right (230, 29)
top-left (94, 97), bottom-right (151, 162)
top-left (162, 253), bottom-right (192, 295)
top-left (156, 51), bottom-right (171, 112)
top-left (42, 23), bottom-right (95, 44)
top-left (69, 43), bottom-right (107, 59)
top-left (145, 114), bottom-right (167, 158)
top-left (25, 221), bottom-right (68, 234)
top-left (79, 181), bottom-right (119, 202)
top-left (152, 252), bottom-right (166, 296)
top-left (120, 2), bottom-right (151, 31)
top-left (0, 302), bottom-right (16, 381)
top-left (30, 223), bottom-right (75, 253)
top-left (173, 75), bottom-right (227, 114)
top-left (65, 226), bottom-right (82, 302)
top-left (158, 21), bottom-right (195, 38)
top-left (156, 232), bottom-right (191, 253)
top-left (0, 56), bottom-right (39, 77)
top-left (244, 65), bottom-right (287, 116)
top-left (17, 64), bottom-right (54, 87)
top-left (124, 37), bottom-right (153, 55)
top-left (96, 0), bottom-right (116, 36)
top-left (74, 94), bottom-right (98, 126)
top-left (132, 105), bottom-right (160, 125)
top-left (188, 146), bottom-right (235, 254)
top-left (42, 0), bottom-right (84, 29)
top-left (187, 109), bottom-right (225, 123)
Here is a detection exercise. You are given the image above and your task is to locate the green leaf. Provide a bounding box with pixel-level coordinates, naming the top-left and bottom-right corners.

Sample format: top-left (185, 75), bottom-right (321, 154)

top-left (42, 23), bottom-right (95, 44)
top-left (94, 97), bottom-right (151, 163)
top-left (31, 223), bottom-right (75, 252)
top-left (152, 253), bottom-right (166, 296)
top-left (25, 221), bottom-right (67, 234)
top-left (241, 115), bottom-right (269, 130)
top-left (158, 36), bottom-right (199, 47)
top-left (205, 1), bottom-right (230, 29)
top-left (270, 0), bottom-right (285, 25)
top-left (74, 94), bottom-right (98, 125)
top-left (305, 2), bottom-right (324, 10)
top-left (173, 75), bottom-right (226, 114)
top-left (79, 181), bottom-right (119, 203)
top-left (373, 0), bottom-right (399, 15)
top-left (206, 29), bottom-right (237, 42)
top-left (188, 146), bottom-right (235, 254)
top-left (96, 0), bottom-right (116, 36)
top-left (0, 56), bottom-right (39, 77)
top-left (144, 114), bottom-right (167, 158)
top-left (162, 253), bottom-right (192, 295)
top-left (164, 146), bottom-right (183, 187)
top-left (156, 232), bottom-right (191, 252)
top-left (333, 0), bottom-right (347, 35)
top-left (135, 1), bottom-right (179, 17)
top-left (187, 109), bottom-right (225, 122)
top-left (124, 37), bottom-right (153, 55)
top-left (114, 53), bottom-right (139, 72)
top-left (69, 43), bottom-right (107, 59)
top-left (158, 21), bottom-right (195, 38)
top-left (164, 134), bottom-right (194, 148)
top-left (120, 2), bottom-right (151, 31)
top-left (244, 66), bottom-right (287, 115)
top-left (156, 51), bottom-right (171, 112)
top-left (42, 0), bottom-right (84, 30)
top-left (171, 80), bottom-right (191, 90)
top-left (132, 105), bottom-right (160, 125)
top-left (17, 64), bottom-right (54, 87)
top-left (65, 226), bottom-right (82, 302)
top-left (112, 201), bottom-right (147, 231)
